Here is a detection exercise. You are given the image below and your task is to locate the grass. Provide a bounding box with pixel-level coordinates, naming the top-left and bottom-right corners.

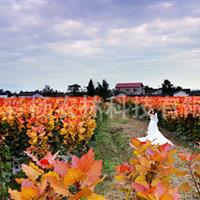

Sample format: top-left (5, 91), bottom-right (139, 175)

top-left (93, 115), bottom-right (132, 197)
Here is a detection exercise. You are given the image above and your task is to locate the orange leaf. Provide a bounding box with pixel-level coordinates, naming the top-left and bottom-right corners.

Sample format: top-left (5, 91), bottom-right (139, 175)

top-left (72, 148), bottom-right (95, 173)
top-left (160, 193), bottom-right (174, 200)
top-left (21, 187), bottom-right (39, 199)
top-left (53, 160), bottom-right (70, 177)
top-left (48, 176), bottom-right (69, 197)
top-left (64, 168), bottom-right (85, 186)
top-left (69, 187), bottom-right (92, 200)
top-left (131, 138), bottom-right (142, 148)
top-left (81, 160), bottom-right (102, 188)
top-left (179, 182), bottom-right (190, 192)
top-left (178, 153), bottom-right (192, 162)
top-left (22, 163), bottom-right (44, 182)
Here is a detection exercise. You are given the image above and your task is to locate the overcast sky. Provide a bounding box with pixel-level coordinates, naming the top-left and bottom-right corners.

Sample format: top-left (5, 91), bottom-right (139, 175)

top-left (0, 0), bottom-right (200, 91)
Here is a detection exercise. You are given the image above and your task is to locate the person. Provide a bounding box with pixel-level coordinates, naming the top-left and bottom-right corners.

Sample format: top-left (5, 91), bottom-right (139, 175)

top-left (137, 109), bottom-right (173, 145)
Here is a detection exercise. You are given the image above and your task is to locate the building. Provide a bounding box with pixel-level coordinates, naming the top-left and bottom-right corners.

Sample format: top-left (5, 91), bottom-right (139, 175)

top-left (116, 82), bottom-right (145, 95)
top-left (173, 90), bottom-right (189, 97)
top-left (0, 91), bottom-right (8, 98)
top-left (151, 89), bottom-right (162, 96)
top-left (0, 94), bottom-right (7, 98)
top-left (18, 91), bottom-right (44, 98)
top-left (190, 90), bottom-right (200, 96)
top-left (32, 93), bottom-right (44, 98)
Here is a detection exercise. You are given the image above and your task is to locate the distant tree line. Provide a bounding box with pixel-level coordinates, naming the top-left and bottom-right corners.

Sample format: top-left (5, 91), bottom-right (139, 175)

top-left (145, 79), bottom-right (185, 96)
top-left (0, 79), bottom-right (199, 98)
top-left (0, 79), bottom-right (112, 100)
top-left (67, 79), bottom-right (112, 101)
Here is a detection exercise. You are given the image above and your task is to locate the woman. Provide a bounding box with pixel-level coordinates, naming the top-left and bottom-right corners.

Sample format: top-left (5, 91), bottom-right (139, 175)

top-left (137, 109), bottom-right (173, 145)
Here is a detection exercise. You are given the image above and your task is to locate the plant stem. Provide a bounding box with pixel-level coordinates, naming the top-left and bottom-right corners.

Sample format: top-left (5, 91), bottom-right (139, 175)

top-left (188, 163), bottom-right (200, 199)
top-left (0, 184), bottom-right (5, 200)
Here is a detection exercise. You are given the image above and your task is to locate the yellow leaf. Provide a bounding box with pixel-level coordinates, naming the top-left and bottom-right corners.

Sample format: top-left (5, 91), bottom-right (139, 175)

top-left (160, 193), bottom-right (173, 200)
top-left (22, 163), bottom-right (44, 182)
top-left (115, 175), bottom-right (125, 181)
top-left (87, 193), bottom-right (105, 200)
top-left (79, 127), bottom-right (86, 134)
top-left (9, 189), bottom-right (23, 200)
top-left (64, 168), bottom-right (85, 186)
top-left (15, 178), bottom-right (24, 184)
top-left (135, 175), bottom-right (148, 187)
top-left (21, 187), bottom-right (39, 199)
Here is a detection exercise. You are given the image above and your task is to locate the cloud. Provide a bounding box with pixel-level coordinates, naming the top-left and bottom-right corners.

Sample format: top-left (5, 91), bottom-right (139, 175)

top-left (0, 0), bottom-right (45, 33)
top-left (47, 40), bottom-right (103, 56)
top-left (169, 48), bottom-right (200, 63)
top-left (105, 17), bottom-right (200, 48)
top-left (20, 57), bottom-right (38, 64)
top-left (48, 16), bottom-right (200, 58)
top-left (54, 20), bottom-right (99, 37)
top-left (1, 0), bottom-right (47, 11)
top-left (151, 1), bottom-right (174, 9)
top-left (0, 0), bottom-right (200, 90)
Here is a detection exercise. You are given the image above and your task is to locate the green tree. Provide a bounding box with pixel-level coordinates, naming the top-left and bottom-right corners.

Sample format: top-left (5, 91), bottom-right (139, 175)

top-left (68, 84), bottom-right (81, 96)
top-left (161, 79), bottom-right (174, 96)
top-left (41, 85), bottom-right (54, 97)
top-left (95, 79), bottom-right (110, 101)
top-left (86, 79), bottom-right (95, 96)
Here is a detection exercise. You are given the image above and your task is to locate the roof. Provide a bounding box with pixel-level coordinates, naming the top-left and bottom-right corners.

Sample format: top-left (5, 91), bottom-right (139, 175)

top-left (174, 89), bottom-right (190, 94)
top-left (18, 91), bottom-right (43, 97)
top-left (116, 82), bottom-right (143, 88)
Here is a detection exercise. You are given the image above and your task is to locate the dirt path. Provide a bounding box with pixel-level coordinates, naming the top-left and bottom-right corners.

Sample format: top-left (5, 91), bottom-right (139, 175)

top-left (95, 114), bottom-right (199, 200)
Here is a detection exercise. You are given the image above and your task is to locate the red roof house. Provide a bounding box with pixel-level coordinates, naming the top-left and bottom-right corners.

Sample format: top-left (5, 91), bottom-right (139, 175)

top-left (116, 82), bottom-right (145, 95)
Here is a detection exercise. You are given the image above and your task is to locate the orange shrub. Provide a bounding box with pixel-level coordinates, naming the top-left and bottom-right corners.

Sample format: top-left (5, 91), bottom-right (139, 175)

top-left (0, 97), bottom-right (99, 157)
top-left (9, 148), bottom-right (104, 200)
top-left (115, 138), bottom-right (181, 200)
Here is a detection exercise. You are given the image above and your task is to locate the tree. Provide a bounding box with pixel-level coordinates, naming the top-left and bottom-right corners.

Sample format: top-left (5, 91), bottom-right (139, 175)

top-left (176, 86), bottom-right (183, 92)
top-left (41, 85), bottom-right (54, 97)
top-left (144, 85), bottom-right (154, 95)
top-left (68, 84), bottom-right (81, 96)
top-left (161, 79), bottom-right (174, 96)
top-left (95, 79), bottom-right (110, 101)
top-left (86, 79), bottom-right (95, 96)
top-left (4, 90), bottom-right (12, 97)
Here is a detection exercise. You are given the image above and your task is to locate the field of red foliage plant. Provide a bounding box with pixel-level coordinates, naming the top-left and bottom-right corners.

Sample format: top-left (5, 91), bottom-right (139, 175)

top-left (0, 97), bottom-right (199, 200)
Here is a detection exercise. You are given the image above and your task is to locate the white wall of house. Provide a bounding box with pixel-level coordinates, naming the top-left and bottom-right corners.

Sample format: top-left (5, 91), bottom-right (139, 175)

top-left (173, 91), bottom-right (189, 96)
top-left (32, 93), bottom-right (43, 98)
top-left (118, 87), bottom-right (144, 95)
top-left (151, 89), bottom-right (162, 95)
top-left (0, 95), bottom-right (7, 98)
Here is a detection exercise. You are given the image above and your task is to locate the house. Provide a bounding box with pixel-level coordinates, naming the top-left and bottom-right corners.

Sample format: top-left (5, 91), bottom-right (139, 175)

top-left (151, 89), bottom-right (162, 96)
top-left (116, 82), bottom-right (145, 95)
top-left (32, 93), bottom-right (44, 98)
top-left (173, 90), bottom-right (189, 97)
top-left (0, 91), bottom-right (8, 98)
top-left (18, 91), bottom-right (44, 98)
top-left (0, 94), bottom-right (7, 98)
top-left (190, 90), bottom-right (200, 96)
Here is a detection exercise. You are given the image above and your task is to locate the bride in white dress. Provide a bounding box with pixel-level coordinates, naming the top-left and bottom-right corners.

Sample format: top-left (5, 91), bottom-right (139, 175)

top-left (138, 109), bottom-right (173, 145)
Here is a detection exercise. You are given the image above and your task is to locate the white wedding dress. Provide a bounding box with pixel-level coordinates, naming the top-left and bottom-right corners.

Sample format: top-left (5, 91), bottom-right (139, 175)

top-left (138, 113), bottom-right (173, 145)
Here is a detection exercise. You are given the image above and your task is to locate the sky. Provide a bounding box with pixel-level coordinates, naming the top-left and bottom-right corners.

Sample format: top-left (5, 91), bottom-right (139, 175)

top-left (0, 0), bottom-right (200, 91)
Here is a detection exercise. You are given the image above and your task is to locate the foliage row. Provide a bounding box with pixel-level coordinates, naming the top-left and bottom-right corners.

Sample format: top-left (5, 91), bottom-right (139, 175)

top-left (115, 96), bottom-right (200, 142)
